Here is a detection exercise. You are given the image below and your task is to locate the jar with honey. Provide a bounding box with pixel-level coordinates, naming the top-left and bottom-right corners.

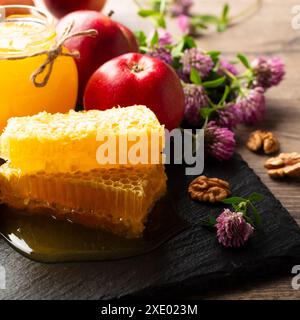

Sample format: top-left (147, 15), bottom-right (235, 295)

top-left (0, 5), bottom-right (78, 130)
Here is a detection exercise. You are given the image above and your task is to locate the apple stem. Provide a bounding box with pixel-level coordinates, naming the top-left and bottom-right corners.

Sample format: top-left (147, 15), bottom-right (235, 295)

top-left (107, 10), bottom-right (115, 18)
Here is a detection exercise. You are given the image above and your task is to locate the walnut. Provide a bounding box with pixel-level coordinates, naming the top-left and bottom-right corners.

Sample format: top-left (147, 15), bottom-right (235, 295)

top-left (188, 176), bottom-right (231, 203)
top-left (247, 130), bottom-right (280, 154)
top-left (265, 153), bottom-right (300, 178)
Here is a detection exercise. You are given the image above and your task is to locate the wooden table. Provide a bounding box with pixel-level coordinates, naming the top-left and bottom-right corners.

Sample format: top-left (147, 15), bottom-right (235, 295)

top-left (107, 0), bottom-right (300, 299)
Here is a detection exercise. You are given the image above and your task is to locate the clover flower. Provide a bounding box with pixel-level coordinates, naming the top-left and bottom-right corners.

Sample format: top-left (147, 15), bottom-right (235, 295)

top-left (158, 29), bottom-right (173, 46)
top-left (147, 47), bottom-right (173, 66)
top-left (205, 121), bottom-right (235, 161)
top-left (217, 103), bottom-right (243, 129)
top-left (177, 14), bottom-right (193, 34)
top-left (149, 28), bottom-right (173, 46)
top-left (171, 0), bottom-right (194, 17)
top-left (183, 84), bottom-right (209, 125)
top-left (218, 59), bottom-right (238, 76)
top-left (216, 209), bottom-right (254, 248)
top-left (252, 57), bottom-right (285, 89)
top-left (237, 87), bottom-right (266, 125)
top-left (180, 48), bottom-right (214, 80)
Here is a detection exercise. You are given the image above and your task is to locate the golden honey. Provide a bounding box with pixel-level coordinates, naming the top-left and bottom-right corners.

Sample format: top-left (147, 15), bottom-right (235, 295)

top-left (0, 194), bottom-right (186, 262)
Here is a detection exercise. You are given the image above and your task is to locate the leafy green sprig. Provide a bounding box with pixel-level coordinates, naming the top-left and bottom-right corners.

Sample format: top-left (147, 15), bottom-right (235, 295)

top-left (134, 0), bottom-right (167, 28)
top-left (222, 192), bottom-right (264, 228)
top-left (134, 0), bottom-right (262, 36)
top-left (189, 4), bottom-right (231, 34)
top-left (134, 0), bottom-right (231, 33)
top-left (201, 192), bottom-right (264, 228)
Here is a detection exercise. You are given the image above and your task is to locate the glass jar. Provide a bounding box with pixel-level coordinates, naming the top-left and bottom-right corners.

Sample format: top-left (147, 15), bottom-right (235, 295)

top-left (0, 5), bottom-right (78, 130)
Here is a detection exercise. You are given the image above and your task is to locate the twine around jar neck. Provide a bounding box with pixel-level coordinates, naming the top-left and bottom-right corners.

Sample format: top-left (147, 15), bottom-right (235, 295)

top-left (0, 21), bottom-right (98, 88)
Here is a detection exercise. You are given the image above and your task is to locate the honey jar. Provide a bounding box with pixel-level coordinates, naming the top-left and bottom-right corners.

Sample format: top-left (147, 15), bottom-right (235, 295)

top-left (0, 5), bottom-right (78, 130)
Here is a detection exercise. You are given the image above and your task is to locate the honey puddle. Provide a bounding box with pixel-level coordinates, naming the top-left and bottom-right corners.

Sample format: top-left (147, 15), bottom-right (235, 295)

top-left (0, 196), bottom-right (188, 263)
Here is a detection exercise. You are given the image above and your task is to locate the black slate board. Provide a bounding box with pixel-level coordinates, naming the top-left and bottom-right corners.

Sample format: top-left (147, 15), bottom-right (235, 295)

top-left (0, 154), bottom-right (299, 299)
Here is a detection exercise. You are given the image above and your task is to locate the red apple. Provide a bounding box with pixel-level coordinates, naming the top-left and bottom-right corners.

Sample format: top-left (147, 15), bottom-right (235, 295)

top-left (84, 53), bottom-right (185, 130)
top-left (57, 10), bottom-right (139, 103)
top-left (41, 0), bottom-right (106, 18)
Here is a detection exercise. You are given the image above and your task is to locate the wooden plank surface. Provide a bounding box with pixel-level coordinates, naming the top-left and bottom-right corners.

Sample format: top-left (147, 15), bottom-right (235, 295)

top-left (106, 0), bottom-right (300, 299)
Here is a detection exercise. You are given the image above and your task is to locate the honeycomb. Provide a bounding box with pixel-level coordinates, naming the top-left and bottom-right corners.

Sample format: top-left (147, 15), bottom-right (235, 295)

top-left (0, 105), bottom-right (165, 173)
top-left (0, 163), bottom-right (167, 238)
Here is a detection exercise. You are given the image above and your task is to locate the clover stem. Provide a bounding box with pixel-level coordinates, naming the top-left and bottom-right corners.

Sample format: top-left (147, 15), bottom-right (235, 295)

top-left (229, 0), bottom-right (263, 26)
